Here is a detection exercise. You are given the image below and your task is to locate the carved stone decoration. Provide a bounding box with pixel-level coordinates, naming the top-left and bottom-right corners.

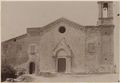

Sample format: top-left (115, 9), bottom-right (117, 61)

top-left (53, 38), bottom-right (74, 73)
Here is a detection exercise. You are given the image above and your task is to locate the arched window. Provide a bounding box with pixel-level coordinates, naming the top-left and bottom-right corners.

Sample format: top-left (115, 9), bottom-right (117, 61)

top-left (59, 26), bottom-right (66, 33)
top-left (103, 3), bottom-right (108, 18)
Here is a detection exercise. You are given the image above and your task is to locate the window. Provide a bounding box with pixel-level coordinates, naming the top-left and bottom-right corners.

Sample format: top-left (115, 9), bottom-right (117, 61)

top-left (30, 44), bottom-right (36, 55)
top-left (88, 43), bottom-right (96, 53)
top-left (59, 26), bottom-right (66, 33)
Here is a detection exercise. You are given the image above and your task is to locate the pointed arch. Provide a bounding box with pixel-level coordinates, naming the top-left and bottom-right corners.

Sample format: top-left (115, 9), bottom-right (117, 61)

top-left (53, 38), bottom-right (73, 73)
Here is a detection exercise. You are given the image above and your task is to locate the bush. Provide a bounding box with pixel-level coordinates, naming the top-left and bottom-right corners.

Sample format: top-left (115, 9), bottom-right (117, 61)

top-left (1, 64), bottom-right (17, 82)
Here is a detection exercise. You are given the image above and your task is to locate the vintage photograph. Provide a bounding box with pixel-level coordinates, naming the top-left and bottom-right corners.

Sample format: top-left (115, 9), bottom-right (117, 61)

top-left (1, 1), bottom-right (119, 82)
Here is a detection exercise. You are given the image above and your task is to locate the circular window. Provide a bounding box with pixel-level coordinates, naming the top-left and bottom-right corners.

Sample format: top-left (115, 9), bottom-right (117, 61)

top-left (59, 26), bottom-right (66, 33)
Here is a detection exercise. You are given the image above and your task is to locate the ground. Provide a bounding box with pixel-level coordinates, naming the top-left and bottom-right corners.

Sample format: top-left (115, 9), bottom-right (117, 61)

top-left (20, 73), bottom-right (119, 82)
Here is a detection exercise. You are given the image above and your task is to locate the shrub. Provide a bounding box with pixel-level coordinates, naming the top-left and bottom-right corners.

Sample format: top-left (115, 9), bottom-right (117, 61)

top-left (1, 64), bottom-right (17, 82)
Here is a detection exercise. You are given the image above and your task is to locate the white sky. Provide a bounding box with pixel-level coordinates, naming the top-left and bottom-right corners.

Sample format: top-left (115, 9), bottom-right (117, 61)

top-left (1, 1), bottom-right (98, 41)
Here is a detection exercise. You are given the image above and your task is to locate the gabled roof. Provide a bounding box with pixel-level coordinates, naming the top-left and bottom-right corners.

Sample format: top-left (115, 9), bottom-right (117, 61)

top-left (53, 38), bottom-right (74, 56)
top-left (43, 17), bottom-right (83, 28)
top-left (3, 17), bottom-right (84, 43)
top-left (27, 17), bottom-right (84, 35)
top-left (28, 17), bottom-right (84, 31)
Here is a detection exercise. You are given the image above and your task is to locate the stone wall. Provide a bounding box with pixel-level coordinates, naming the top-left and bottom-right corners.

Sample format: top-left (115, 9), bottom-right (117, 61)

top-left (1, 20), bottom-right (115, 74)
top-left (1, 34), bottom-right (28, 67)
top-left (85, 26), bottom-right (101, 73)
top-left (98, 25), bottom-right (114, 73)
top-left (27, 21), bottom-right (86, 73)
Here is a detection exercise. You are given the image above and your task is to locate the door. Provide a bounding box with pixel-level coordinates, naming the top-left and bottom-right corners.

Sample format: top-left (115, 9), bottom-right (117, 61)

top-left (58, 58), bottom-right (66, 72)
top-left (29, 62), bottom-right (35, 74)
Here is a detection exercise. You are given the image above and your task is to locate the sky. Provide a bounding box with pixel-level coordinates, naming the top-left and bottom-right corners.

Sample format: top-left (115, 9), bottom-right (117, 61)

top-left (1, 1), bottom-right (98, 41)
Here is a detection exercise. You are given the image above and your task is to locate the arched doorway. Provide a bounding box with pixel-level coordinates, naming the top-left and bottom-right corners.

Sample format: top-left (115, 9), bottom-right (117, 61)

top-left (29, 62), bottom-right (35, 74)
top-left (58, 58), bottom-right (66, 72)
top-left (53, 39), bottom-right (73, 73)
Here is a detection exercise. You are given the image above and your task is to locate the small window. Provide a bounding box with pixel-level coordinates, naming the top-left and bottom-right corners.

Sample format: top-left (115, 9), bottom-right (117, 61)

top-left (59, 26), bottom-right (66, 33)
top-left (30, 44), bottom-right (36, 55)
top-left (88, 43), bottom-right (96, 53)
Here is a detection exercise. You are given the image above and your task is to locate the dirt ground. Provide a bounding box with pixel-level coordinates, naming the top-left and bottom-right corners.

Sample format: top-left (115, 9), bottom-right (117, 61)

top-left (26, 73), bottom-right (119, 82)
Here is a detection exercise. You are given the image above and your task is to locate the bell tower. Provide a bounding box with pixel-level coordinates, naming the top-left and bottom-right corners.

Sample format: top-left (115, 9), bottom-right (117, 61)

top-left (97, 1), bottom-right (113, 25)
top-left (97, 1), bottom-right (115, 73)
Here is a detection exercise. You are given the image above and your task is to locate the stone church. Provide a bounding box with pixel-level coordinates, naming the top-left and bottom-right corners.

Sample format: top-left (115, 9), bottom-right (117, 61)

top-left (2, 1), bottom-right (115, 75)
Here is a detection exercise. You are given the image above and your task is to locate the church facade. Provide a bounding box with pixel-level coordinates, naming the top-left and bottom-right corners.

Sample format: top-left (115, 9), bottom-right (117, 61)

top-left (2, 1), bottom-right (115, 75)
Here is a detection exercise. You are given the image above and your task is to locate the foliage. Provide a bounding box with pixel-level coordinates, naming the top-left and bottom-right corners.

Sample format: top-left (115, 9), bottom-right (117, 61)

top-left (1, 63), bottom-right (17, 82)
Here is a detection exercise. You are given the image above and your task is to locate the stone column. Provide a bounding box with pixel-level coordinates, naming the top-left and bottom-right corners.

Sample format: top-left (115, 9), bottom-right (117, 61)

top-left (66, 56), bottom-right (71, 73)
